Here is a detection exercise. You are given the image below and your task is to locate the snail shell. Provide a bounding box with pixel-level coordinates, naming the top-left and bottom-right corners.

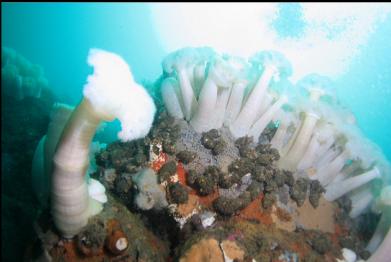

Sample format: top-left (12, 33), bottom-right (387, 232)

top-left (105, 229), bottom-right (128, 255)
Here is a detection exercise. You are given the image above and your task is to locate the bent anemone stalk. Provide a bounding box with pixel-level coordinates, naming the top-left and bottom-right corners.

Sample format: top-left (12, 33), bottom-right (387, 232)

top-left (51, 48), bottom-right (156, 238)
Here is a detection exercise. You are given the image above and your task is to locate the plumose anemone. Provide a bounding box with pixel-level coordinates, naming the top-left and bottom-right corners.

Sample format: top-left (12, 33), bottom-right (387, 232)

top-left (40, 48), bottom-right (156, 238)
top-left (158, 47), bottom-right (391, 261)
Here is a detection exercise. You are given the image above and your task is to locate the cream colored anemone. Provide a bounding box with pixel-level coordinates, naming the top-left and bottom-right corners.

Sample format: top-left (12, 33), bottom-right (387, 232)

top-left (51, 48), bottom-right (156, 238)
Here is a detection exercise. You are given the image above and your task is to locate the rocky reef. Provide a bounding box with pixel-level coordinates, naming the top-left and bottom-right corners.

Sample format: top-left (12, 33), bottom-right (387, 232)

top-left (16, 46), bottom-right (390, 262)
top-left (39, 110), bottom-right (370, 261)
top-left (2, 47), bottom-right (56, 262)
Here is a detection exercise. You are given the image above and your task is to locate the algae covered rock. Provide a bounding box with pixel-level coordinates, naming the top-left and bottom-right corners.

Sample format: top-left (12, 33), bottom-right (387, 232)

top-left (27, 193), bottom-right (169, 261)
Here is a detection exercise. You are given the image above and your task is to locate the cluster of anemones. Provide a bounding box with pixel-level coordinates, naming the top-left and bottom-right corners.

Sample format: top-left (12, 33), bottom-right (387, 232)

top-left (158, 47), bottom-right (391, 258)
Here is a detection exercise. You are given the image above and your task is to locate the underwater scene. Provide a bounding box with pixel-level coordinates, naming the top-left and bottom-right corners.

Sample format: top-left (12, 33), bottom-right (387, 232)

top-left (2, 2), bottom-right (391, 262)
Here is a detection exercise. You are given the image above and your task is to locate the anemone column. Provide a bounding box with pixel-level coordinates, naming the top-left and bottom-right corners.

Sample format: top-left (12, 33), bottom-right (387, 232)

top-left (279, 74), bottom-right (334, 171)
top-left (229, 51), bottom-right (292, 138)
top-left (51, 48), bottom-right (156, 238)
top-left (190, 57), bottom-right (234, 133)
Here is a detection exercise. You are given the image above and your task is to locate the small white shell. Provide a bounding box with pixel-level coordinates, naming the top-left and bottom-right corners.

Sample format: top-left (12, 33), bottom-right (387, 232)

top-left (116, 237), bottom-right (128, 251)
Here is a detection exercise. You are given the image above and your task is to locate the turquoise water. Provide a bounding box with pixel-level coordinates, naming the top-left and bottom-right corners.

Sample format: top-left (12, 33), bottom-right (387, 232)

top-left (335, 18), bottom-right (391, 162)
top-left (272, 3), bottom-right (307, 39)
top-left (3, 3), bottom-right (390, 160)
top-left (2, 3), bottom-right (391, 261)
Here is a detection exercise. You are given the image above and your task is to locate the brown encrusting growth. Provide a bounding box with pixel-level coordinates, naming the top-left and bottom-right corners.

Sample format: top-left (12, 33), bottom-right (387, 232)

top-left (176, 219), bottom-right (343, 261)
top-left (145, 111), bottom-right (370, 261)
top-left (238, 194), bottom-right (274, 225)
top-left (27, 110), bottom-right (373, 261)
